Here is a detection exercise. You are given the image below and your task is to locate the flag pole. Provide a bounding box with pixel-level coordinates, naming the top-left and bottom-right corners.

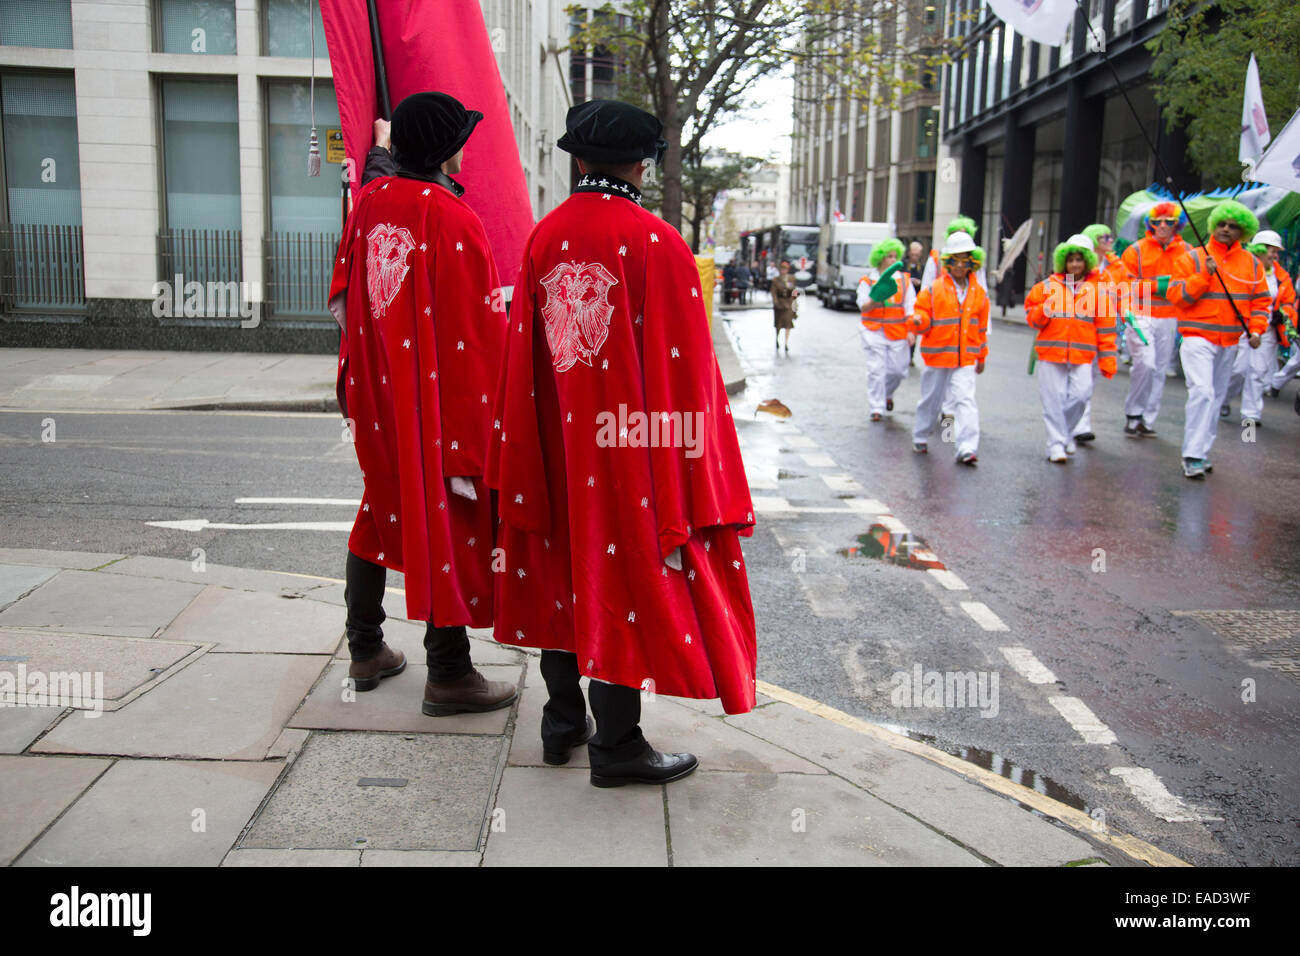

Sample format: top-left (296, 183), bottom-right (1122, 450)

top-left (366, 0), bottom-right (392, 121)
top-left (1071, 1), bottom-right (1251, 335)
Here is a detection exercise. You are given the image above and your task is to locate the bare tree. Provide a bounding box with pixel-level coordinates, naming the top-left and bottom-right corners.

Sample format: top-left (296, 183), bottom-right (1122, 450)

top-left (571, 1), bottom-right (959, 230)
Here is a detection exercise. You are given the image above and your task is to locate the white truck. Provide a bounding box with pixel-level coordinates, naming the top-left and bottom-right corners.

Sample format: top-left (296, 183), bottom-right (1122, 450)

top-left (816, 221), bottom-right (895, 310)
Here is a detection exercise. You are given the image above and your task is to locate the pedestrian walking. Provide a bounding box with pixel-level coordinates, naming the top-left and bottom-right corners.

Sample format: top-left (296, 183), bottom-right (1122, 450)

top-left (327, 92), bottom-right (516, 716)
top-left (1070, 222), bottom-right (1129, 444)
top-left (772, 259), bottom-right (799, 353)
top-left (1025, 234), bottom-right (1119, 463)
top-left (1119, 202), bottom-right (1189, 438)
top-left (909, 231), bottom-right (989, 465)
top-left (1162, 199), bottom-right (1270, 478)
top-left (857, 238), bottom-right (915, 420)
top-left (1226, 230), bottom-right (1295, 425)
top-left (487, 100), bottom-right (758, 787)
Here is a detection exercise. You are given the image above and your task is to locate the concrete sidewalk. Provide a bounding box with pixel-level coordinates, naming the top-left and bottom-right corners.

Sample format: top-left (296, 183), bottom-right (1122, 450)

top-left (0, 320), bottom-right (746, 412)
top-left (0, 548), bottom-right (1181, 867)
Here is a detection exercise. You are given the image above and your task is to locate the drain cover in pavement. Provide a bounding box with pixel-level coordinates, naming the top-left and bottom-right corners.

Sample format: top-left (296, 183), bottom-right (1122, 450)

top-left (1175, 610), bottom-right (1300, 681)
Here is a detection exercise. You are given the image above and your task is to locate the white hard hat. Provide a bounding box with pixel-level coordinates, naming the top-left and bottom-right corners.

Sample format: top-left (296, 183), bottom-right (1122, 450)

top-left (941, 231), bottom-right (977, 256)
top-left (1255, 229), bottom-right (1283, 249)
top-left (1064, 233), bottom-right (1095, 252)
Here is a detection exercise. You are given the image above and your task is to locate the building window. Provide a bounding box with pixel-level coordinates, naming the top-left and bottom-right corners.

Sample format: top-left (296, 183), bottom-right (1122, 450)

top-left (918, 107), bottom-right (938, 158)
top-left (914, 170), bottom-right (934, 223)
top-left (159, 78), bottom-right (241, 289)
top-left (157, 0), bottom-right (237, 55)
top-left (0, 0), bottom-right (73, 49)
top-left (0, 71), bottom-right (83, 310)
top-left (264, 0), bottom-right (328, 57)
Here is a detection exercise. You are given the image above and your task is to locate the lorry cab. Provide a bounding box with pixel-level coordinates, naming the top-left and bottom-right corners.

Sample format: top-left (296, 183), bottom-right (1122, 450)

top-left (817, 222), bottom-right (894, 310)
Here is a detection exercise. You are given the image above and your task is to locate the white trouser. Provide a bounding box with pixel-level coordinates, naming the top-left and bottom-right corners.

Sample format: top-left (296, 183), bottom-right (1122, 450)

top-left (1180, 335), bottom-right (1237, 461)
top-left (941, 324), bottom-right (988, 416)
top-left (914, 365), bottom-right (979, 457)
top-left (1227, 328), bottom-right (1276, 420)
top-left (859, 327), bottom-right (911, 414)
top-left (1073, 356), bottom-right (1101, 436)
top-left (1123, 317), bottom-right (1178, 427)
top-left (1269, 339), bottom-right (1300, 391)
top-left (1039, 361), bottom-right (1094, 456)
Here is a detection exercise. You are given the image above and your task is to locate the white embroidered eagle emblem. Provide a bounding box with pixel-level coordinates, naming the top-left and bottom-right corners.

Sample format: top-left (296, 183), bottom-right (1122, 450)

top-left (540, 261), bottom-right (619, 372)
top-left (365, 223), bottom-right (416, 317)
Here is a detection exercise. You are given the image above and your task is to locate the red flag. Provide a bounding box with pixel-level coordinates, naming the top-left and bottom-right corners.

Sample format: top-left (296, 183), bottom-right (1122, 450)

top-left (320, 0), bottom-right (534, 284)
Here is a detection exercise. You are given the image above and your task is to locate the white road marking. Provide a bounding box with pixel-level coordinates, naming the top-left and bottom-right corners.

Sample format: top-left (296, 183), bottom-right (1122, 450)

top-left (876, 515), bottom-right (909, 536)
top-left (822, 474), bottom-right (864, 493)
top-left (960, 600), bottom-right (1009, 631)
top-left (926, 569), bottom-right (968, 590)
top-left (1109, 767), bottom-right (1224, 822)
top-left (147, 518), bottom-right (352, 532)
top-left (1000, 646), bottom-right (1058, 684)
top-left (844, 498), bottom-right (891, 514)
top-left (1048, 696), bottom-right (1118, 745)
top-left (799, 452), bottom-right (838, 468)
top-left (783, 435), bottom-right (818, 448)
top-left (235, 497), bottom-right (361, 506)
top-left (751, 496), bottom-right (886, 516)
top-left (797, 573), bottom-right (855, 619)
top-left (744, 468), bottom-right (779, 490)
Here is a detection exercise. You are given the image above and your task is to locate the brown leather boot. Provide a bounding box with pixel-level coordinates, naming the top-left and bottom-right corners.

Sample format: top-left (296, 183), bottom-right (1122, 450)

top-left (348, 643), bottom-right (406, 692)
top-left (422, 669), bottom-right (518, 716)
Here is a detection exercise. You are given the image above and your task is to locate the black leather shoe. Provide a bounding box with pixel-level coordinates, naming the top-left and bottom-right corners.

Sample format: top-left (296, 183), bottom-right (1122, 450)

top-left (1074, 431), bottom-right (1096, 443)
top-left (543, 716), bottom-right (594, 766)
top-left (590, 748), bottom-right (699, 788)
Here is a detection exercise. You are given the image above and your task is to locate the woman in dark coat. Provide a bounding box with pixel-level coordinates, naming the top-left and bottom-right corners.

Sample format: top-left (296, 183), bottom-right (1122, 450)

top-left (771, 259), bottom-right (799, 353)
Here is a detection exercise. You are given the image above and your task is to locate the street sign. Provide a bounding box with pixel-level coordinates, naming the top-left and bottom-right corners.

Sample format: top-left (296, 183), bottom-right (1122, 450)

top-left (326, 128), bottom-right (345, 164)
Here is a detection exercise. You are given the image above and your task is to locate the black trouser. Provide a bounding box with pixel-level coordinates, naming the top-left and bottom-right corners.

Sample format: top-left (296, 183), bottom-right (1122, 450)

top-left (540, 650), bottom-right (647, 767)
top-left (343, 550), bottom-right (472, 681)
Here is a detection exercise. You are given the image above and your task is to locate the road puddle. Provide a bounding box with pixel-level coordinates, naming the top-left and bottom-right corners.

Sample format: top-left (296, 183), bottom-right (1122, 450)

top-left (838, 523), bottom-right (945, 570)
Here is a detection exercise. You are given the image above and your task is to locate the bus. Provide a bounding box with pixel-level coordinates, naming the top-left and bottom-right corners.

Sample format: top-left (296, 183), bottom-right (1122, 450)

top-left (737, 224), bottom-right (820, 288)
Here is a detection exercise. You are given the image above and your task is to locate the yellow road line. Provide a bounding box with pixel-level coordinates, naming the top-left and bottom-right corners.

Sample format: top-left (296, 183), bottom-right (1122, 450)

top-left (756, 679), bottom-right (1191, 868)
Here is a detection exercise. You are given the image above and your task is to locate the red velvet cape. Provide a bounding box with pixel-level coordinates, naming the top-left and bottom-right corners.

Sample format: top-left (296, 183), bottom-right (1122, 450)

top-left (329, 175), bottom-right (505, 626)
top-left (487, 191), bottom-right (757, 713)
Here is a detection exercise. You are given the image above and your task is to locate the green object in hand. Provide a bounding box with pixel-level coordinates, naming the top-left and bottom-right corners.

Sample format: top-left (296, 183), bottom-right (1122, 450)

top-left (869, 261), bottom-right (906, 302)
top-left (1155, 275), bottom-right (1171, 299)
top-left (1124, 311), bottom-right (1149, 346)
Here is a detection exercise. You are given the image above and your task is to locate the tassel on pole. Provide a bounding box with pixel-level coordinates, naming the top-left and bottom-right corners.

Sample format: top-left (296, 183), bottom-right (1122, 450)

top-left (308, 126), bottom-right (321, 177)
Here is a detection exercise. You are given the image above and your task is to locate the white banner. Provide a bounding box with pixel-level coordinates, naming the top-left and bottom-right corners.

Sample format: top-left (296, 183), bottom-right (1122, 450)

top-left (1239, 53), bottom-right (1271, 173)
top-left (986, 0), bottom-right (1074, 47)
top-left (1249, 106), bottom-right (1300, 191)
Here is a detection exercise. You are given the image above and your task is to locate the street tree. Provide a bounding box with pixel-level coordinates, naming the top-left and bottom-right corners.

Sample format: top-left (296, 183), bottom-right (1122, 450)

top-left (1149, 0), bottom-right (1300, 184)
top-left (570, 1), bottom-right (954, 231)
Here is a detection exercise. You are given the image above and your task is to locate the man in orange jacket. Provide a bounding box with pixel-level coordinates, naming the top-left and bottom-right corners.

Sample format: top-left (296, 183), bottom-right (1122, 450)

top-left (1120, 202), bottom-right (1189, 438)
top-left (1162, 199), bottom-right (1269, 478)
top-left (909, 231), bottom-right (988, 465)
top-left (857, 237), bottom-right (916, 421)
top-left (1225, 230), bottom-right (1296, 425)
top-left (1025, 234), bottom-right (1119, 463)
top-left (1071, 223), bottom-right (1128, 444)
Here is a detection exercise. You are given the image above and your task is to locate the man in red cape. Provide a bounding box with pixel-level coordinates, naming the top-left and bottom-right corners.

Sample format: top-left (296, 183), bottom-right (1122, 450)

top-left (487, 101), bottom-right (758, 787)
top-left (328, 92), bottom-right (515, 717)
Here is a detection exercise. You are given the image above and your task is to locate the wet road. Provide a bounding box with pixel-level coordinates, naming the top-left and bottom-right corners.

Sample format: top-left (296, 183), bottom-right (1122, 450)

top-left (726, 292), bottom-right (1300, 866)
top-left (2, 300), bottom-right (1297, 864)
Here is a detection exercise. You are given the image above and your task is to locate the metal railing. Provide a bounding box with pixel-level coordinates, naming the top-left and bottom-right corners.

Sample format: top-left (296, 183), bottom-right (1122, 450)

top-left (158, 228), bottom-right (243, 289)
top-left (0, 223), bottom-right (85, 312)
top-left (264, 231), bottom-right (340, 319)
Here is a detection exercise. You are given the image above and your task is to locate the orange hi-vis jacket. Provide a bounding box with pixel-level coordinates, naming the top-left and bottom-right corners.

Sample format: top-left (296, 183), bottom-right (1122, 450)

top-left (1122, 234), bottom-right (1188, 320)
top-left (859, 274), bottom-right (910, 340)
top-left (1165, 238), bottom-right (1270, 347)
top-left (1024, 271), bottom-right (1119, 376)
top-left (1266, 260), bottom-right (1297, 348)
top-left (909, 273), bottom-right (989, 367)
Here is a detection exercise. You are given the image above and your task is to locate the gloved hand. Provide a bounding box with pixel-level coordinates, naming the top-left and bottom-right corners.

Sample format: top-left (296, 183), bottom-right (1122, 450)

top-left (1100, 356), bottom-right (1117, 379)
top-left (868, 261), bottom-right (906, 302)
top-left (1154, 275), bottom-right (1171, 299)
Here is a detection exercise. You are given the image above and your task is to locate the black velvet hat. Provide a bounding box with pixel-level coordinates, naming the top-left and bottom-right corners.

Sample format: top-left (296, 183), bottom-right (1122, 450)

top-left (391, 91), bottom-right (483, 174)
top-left (557, 100), bottom-right (668, 166)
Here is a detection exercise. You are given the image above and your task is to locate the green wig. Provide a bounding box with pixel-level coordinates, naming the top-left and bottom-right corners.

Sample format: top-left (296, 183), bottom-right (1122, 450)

top-left (1207, 200), bottom-right (1259, 242)
top-left (1053, 240), bottom-right (1098, 274)
top-left (1081, 223), bottom-right (1114, 245)
top-left (946, 216), bottom-right (978, 238)
top-left (970, 246), bottom-right (986, 267)
top-left (869, 238), bottom-right (905, 269)
top-left (1245, 242), bottom-right (1268, 257)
